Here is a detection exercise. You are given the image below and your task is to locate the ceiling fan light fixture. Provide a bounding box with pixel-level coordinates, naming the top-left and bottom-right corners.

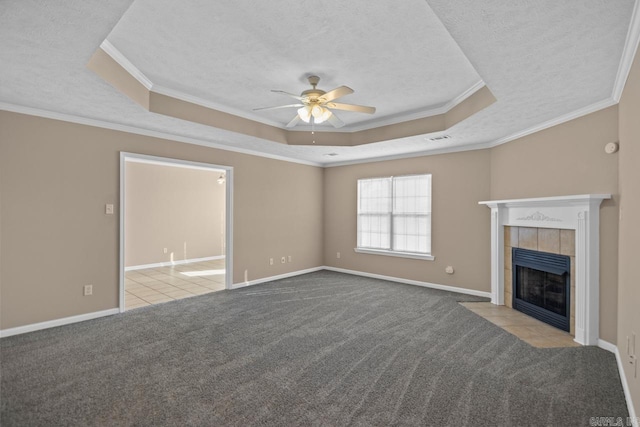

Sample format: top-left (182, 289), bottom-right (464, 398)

top-left (311, 105), bottom-right (332, 124)
top-left (297, 106), bottom-right (311, 123)
top-left (257, 76), bottom-right (374, 129)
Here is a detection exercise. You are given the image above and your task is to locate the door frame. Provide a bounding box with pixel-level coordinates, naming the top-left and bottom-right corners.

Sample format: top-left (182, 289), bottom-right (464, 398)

top-left (119, 152), bottom-right (233, 312)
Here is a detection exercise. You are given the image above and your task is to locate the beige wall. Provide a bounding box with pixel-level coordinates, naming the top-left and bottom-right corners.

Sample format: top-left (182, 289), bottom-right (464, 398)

top-left (490, 106), bottom-right (620, 343)
top-left (324, 150), bottom-right (492, 292)
top-left (0, 112), bottom-right (324, 329)
top-left (124, 162), bottom-right (225, 268)
top-left (0, 82), bottom-right (633, 384)
top-left (618, 44), bottom-right (640, 416)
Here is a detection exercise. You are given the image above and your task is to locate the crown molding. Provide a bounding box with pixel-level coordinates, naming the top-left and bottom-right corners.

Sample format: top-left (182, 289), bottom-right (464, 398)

top-left (100, 40), bottom-right (153, 90)
top-left (322, 140), bottom-right (494, 167)
top-left (324, 94), bottom-right (618, 167)
top-left (99, 39), bottom-right (486, 134)
top-left (100, 41), bottom-right (283, 128)
top-left (487, 97), bottom-right (617, 149)
top-left (612, 0), bottom-right (640, 101)
top-left (0, 102), bottom-right (323, 167)
top-left (0, 97), bottom-right (620, 169)
top-left (151, 84), bottom-right (285, 129)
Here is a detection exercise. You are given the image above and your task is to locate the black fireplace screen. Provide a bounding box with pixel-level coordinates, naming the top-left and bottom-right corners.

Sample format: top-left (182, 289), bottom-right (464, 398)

top-left (515, 266), bottom-right (566, 316)
top-left (512, 248), bottom-right (570, 331)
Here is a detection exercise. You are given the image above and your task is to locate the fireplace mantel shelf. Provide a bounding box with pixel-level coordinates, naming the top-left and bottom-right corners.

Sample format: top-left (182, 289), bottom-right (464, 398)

top-left (479, 194), bottom-right (611, 208)
top-left (479, 194), bottom-right (611, 346)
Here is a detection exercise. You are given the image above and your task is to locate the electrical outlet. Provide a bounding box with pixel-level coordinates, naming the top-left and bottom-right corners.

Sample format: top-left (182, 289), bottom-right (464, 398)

top-left (269, 258), bottom-right (274, 266)
top-left (163, 248), bottom-right (168, 254)
top-left (337, 252), bottom-right (341, 259)
top-left (105, 204), bottom-right (114, 215)
top-left (83, 284), bottom-right (93, 296)
top-left (288, 255), bottom-right (292, 263)
top-left (281, 256), bottom-right (286, 264)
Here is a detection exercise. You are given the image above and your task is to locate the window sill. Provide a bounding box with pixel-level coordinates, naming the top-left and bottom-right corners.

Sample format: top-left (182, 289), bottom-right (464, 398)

top-left (353, 248), bottom-right (435, 261)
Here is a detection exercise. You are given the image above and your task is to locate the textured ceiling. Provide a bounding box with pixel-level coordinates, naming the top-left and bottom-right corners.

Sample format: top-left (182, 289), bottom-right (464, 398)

top-left (0, 0), bottom-right (637, 166)
top-left (106, 0), bottom-right (482, 129)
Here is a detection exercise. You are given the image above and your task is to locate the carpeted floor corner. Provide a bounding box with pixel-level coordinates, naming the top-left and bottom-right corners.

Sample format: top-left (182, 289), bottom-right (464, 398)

top-left (0, 271), bottom-right (629, 426)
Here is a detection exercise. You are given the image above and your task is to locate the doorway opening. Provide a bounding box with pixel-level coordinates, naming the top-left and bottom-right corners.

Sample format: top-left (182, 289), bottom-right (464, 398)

top-left (119, 153), bottom-right (233, 312)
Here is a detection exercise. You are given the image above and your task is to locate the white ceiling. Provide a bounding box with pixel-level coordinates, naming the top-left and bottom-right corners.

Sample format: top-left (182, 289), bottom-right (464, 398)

top-left (1, 0), bottom-right (638, 166)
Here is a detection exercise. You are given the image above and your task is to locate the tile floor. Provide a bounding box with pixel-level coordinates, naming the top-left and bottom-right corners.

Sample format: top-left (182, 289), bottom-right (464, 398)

top-left (125, 259), bottom-right (226, 310)
top-left (460, 301), bottom-right (579, 348)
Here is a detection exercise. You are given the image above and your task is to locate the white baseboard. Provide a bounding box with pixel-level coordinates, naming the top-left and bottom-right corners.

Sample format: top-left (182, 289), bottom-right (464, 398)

top-left (598, 339), bottom-right (617, 353)
top-left (0, 308), bottom-right (119, 338)
top-left (323, 266), bottom-right (492, 299)
top-left (125, 255), bottom-right (224, 271)
top-left (611, 344), bottom-right (639, 427)
top-left (231, 267), bottom-right (325, 289)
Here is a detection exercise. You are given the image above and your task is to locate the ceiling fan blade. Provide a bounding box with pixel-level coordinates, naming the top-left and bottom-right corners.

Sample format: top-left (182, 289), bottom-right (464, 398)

top-left (326, 102), bottom-right (376, 114)
top-left (327, 111), bottom-right (345, 128)
top-left (253, 103), bottom-right (304, 111)
top-left (271, 90), bottom-right (304, 101)
top-left (286, 115), bottom-right (301, 128)
top-left (319, 86), bottom-right (354, 102)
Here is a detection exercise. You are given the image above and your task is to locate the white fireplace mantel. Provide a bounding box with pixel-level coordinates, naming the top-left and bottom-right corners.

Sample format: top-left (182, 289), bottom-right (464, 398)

top-left (479, 194), bottom-right (611, 345)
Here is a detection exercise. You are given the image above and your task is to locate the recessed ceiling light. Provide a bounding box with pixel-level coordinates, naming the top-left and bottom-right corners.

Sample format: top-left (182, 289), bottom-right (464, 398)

top-left (426, 135), bottom-right (452, 141)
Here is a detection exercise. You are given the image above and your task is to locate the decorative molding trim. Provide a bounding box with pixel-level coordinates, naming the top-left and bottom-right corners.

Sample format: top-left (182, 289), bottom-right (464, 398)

top-left (490, 209), bottom-right (504, 305)
top-left (0, 102), bottom-right (323, 167)
top-left (613, 344), bottom-right (639, 427)
top-left (323, 266), bottom-right (492, 298)
top-left (0, 309), bottom-right (119, 338)
top-left (487, 98), bottom-right (617, 149)
top-left (101, 40), bottom-right (486, 134)
top-left (125, 155), bottom-right (227, 172)
top-left (480, 194), bottom-right (612, 209)
top-left (100, 40), bottom-right (153, 90)
top-left (612, 0), bottom-right (640, 102)
top-left (323, 140), bottom-right (495, 168)
top-left (152, 84), bottom-right (284, 129)
top-left (124, 255), bottom-right (225, 272)
top-left (515, 211), bottom-right (562, 222)
top-left (230, 267), bottom-right (325, 289)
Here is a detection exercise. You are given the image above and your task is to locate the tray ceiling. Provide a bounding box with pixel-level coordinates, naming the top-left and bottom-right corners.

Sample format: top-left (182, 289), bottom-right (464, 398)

top-left (0, 0), bottom-right (637, 166)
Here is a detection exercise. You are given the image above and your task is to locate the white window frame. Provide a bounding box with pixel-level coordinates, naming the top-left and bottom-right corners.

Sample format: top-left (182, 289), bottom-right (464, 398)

top-left (354, 174), bottom-right (434, 261)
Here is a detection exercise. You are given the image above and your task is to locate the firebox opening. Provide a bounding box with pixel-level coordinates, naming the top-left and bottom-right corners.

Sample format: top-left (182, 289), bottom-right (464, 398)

top-left (512, 248), bottom-right (571, 332)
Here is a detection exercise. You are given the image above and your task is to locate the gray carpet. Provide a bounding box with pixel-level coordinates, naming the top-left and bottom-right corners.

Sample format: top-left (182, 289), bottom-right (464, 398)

top-left (0, 271), bottom-right (629, 426)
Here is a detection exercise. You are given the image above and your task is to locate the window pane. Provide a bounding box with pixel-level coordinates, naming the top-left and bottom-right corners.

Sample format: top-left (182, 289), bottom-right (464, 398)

top-left (393, 175), bottom-right (431, 214)
top-left (358, 178), bottom-right (391, 214)
top-left (358, 214), bottom-right (390, 249)
top-left (393, 214), bottom-right (430, 253)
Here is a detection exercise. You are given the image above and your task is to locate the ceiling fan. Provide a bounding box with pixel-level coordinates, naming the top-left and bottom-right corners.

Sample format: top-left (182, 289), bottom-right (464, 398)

top-left (254, 75), bottom-right (376, 128)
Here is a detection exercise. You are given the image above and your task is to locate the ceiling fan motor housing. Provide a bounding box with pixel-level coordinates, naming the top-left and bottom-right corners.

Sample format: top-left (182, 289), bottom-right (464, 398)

top-left (302, 76), bottom-right (325, 101)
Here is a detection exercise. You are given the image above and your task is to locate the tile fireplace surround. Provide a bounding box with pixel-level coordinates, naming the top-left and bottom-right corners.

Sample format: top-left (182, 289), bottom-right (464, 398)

top-left (479, 194), bottom-right (610, 346)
